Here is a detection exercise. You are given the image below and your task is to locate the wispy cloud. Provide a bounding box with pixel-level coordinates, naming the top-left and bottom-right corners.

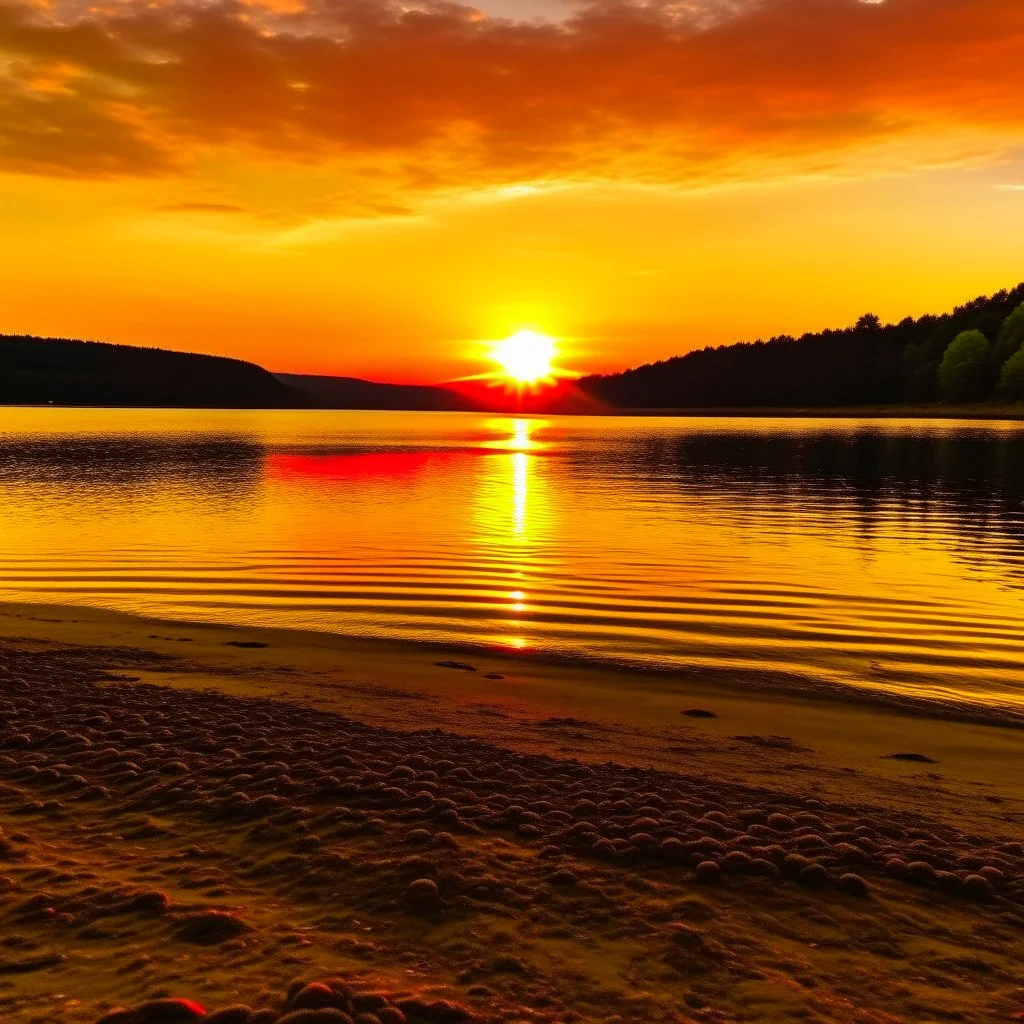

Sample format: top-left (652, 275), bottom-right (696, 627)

top-left (156, 202), bottom-right (248, 214)
top-left (0, 0), bottom-right (1021, 214)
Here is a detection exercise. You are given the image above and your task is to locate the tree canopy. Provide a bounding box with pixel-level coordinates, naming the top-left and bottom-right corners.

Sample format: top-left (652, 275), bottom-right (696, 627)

top-left (938, 330), bottom-right (992, 403)
top-left (994, 301), bottom-right (1024, 366)
top-left (998, 349), bottom-right (1024, 401)
top-left (581, 283), bottom-right (1024, 409)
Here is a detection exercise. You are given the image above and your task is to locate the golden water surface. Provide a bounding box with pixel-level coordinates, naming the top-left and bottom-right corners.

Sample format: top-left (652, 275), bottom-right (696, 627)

top-left (1, 408), bottom-right (1022, 711)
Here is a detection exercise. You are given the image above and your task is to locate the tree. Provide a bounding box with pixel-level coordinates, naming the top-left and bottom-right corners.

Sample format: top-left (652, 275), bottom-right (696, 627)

top-left (975, 310), bottom-right (1006, 342)
top-left (902, 342), bottom-right (937, 402)
top-left (937, 330), bottom-right (991, 402)
top-left (998, 349), bottom-right (1024, 401)
top-left (581, 281), bottom-right (1024, 410)
top-left (993, 301), bottom-right (1024, 366)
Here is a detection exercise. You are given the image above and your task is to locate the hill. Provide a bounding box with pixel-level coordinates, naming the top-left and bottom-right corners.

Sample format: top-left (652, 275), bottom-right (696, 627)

top-left (7, 282), bottom-right (1024, 413)
top-left (0, 336), bottom-right (303, 408)
top-left (275, 372), bottom-right (476, 411)
top-left (581, 283), bottom-right (1024, 410)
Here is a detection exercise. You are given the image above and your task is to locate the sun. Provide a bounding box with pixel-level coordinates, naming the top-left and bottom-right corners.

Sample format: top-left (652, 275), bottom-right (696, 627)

top-left (491, 330), bottom-right (556, 385)
top-left (452, 328), bottom-right (577, 392)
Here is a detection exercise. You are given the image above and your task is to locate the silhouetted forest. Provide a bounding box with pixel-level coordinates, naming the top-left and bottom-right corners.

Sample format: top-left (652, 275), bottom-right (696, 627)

top-left (0, 336), bottom-right (304, 408)
top-left (582, 283), bottom-right (1024, 409)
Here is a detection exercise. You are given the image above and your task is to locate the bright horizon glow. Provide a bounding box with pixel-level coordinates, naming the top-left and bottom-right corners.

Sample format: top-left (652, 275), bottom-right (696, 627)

top-left (491, 330), bottom-right (557, 385)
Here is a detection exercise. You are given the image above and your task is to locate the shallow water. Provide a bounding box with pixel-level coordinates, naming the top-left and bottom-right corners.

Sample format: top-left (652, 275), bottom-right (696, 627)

top-left (1, 408), bottom-right (1023, 710)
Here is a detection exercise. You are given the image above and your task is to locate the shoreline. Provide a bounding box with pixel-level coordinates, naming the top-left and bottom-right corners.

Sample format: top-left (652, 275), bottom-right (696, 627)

top-left (2, 402), bottom-right (1023, 420)
top-left (0, 600), bottom-right (1021, 1022)
top-left (2, 600), bottom-right (1022, 794)
top-left (603, 403), bottom-right (1024, 420)
top-left (2, 599), bottom-right (1022, 731)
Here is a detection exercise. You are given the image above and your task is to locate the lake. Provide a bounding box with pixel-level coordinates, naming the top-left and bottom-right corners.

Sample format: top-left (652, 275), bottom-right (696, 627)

top-left (1, 408), bottom-right (1022, 712)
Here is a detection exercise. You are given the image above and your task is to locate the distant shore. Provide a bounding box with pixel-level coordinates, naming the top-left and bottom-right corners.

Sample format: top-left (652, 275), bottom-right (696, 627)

top-left (2, 401), bottom-right (1023, 419)
top-left (602, 403), bottom-right (1024, 419)
top-left (0, 600), bottom-right (1021, 1023)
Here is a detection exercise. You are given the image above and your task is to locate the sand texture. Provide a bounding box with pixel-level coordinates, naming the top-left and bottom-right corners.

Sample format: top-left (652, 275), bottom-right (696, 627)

top-left (0, 604), bottom-right (1020, 1023)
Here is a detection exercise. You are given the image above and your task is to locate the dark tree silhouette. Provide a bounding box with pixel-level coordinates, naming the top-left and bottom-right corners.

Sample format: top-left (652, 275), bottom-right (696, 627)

top-left (0, 336), bottom-right (306, 408)
top-left (581, 283), bottom-right (1024, 409)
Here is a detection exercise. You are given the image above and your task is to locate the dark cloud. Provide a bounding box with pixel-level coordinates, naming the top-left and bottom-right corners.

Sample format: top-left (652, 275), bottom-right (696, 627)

top-left (0, 0), bottom-right (1021, 200)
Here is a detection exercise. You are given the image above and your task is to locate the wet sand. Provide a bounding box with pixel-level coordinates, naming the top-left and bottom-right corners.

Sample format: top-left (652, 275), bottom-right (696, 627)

top-left (0, 602), bottom-right (1021, 1023)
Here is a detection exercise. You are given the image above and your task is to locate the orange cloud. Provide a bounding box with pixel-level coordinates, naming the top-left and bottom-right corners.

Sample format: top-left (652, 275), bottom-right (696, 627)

top-left (0, 0), bottom-right (1022, 208)
top-left (156, 201), bottom-right (247, 213)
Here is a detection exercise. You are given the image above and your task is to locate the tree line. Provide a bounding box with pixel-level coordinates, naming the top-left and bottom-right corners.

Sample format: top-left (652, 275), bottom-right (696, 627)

top-left (581, 283), bottom-right (1024, 409)
top-left (0, 336), bottom-right (306, 408)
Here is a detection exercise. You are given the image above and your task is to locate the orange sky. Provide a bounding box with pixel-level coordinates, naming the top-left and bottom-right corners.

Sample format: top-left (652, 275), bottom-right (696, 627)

top-left (1, 0), bottom-right (1023, 383)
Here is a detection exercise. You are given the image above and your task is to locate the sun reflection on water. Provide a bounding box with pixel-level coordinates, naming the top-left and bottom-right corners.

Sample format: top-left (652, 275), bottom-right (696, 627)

top-left (482, 416), bottom-right (547, 452)
top-left (473, 417), bottom-right (553, 653)
top-left (513, 451), bottom-right (528, 535)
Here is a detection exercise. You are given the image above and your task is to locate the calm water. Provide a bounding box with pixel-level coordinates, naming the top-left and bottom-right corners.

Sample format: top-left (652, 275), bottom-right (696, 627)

top-left (1, 408), bottom-right (1023, 711)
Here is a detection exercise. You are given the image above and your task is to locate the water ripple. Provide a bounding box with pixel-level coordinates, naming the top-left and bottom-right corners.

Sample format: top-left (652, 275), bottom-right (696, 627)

top-left (1, 408), bottom-right (1023, 710)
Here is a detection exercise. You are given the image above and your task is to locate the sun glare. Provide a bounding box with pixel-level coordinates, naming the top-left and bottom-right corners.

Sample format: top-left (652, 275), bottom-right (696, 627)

top-left (491, 330), bottom-right (556, 385)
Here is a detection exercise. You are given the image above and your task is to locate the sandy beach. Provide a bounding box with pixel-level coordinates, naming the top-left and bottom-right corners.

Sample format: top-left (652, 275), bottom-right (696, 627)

top-left (0, 601), bottom-right (1021, 1023)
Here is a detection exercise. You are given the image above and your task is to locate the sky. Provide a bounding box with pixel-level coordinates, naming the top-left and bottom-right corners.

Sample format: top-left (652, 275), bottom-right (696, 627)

top-left (1, 0), bottom-right (1023, 383)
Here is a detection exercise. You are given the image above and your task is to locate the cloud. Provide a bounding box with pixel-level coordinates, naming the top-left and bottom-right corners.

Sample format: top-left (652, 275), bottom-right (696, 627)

top-left (0, 0), bottom-right (1022, 211)
top-left (156, 202), bottom-right (248, 213)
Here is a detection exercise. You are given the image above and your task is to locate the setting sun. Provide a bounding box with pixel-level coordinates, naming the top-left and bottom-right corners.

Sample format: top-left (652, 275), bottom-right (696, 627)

top-left (491, 330), bottom-right (557, 385)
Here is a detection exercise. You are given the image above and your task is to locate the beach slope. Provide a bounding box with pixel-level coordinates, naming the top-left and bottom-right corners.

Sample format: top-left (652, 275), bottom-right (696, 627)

top-left (0, 604), bottom-right (1020, 1023)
